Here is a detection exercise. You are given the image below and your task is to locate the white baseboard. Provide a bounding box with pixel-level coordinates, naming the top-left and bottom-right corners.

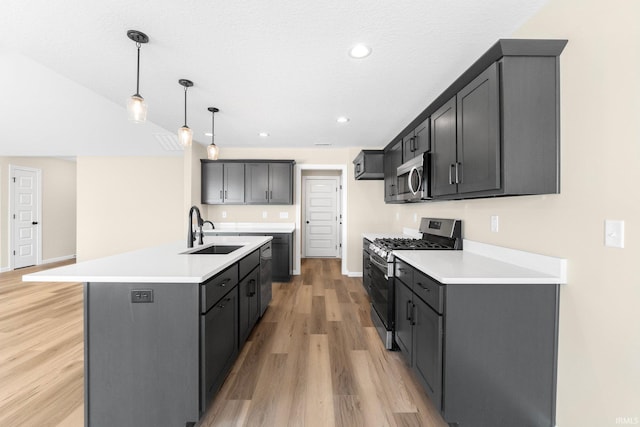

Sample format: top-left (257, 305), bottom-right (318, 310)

top-left (41, 254), bottom-right (76, 265)
top-left (0, 266), bottom-right (10, 273)
top-left (348, 271), bottom-right (363, 278)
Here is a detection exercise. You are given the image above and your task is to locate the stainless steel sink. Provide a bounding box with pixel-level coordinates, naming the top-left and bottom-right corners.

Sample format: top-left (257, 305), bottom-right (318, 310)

top-left (184, 245), bottom-right (242, 255)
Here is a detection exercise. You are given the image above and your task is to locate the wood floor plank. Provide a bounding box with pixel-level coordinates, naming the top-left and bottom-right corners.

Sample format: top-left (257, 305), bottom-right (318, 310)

top-left (304, 334), bottom-right (335, 427)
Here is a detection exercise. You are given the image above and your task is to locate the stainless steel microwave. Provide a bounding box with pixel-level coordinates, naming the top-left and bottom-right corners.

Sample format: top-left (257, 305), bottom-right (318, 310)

top-left (396, 152), bottom-right (431, 202)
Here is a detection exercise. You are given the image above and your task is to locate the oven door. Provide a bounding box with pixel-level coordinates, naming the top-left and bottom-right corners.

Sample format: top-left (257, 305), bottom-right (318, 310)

top-left (369, 254), bottom-right (395, 348)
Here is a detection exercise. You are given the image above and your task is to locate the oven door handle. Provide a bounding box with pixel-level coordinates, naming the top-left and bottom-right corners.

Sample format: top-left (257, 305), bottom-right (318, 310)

top-left (369, 254), bottom-right (389, 272)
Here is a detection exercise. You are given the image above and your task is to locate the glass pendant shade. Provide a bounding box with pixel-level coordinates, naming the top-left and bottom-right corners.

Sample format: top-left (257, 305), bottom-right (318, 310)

top-left (178, 126), bottom-right (193, 147)
top-left (207, 143), bottom-right (219, 160)
top-left (127, 94), bottom-right (147, 123)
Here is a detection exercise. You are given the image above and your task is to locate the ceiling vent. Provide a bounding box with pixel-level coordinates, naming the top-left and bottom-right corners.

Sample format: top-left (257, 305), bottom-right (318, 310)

top-left (154, 133), bottom-right (183, 151)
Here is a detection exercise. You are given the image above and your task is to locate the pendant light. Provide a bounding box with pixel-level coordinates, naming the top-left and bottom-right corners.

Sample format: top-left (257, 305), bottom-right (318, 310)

top-left (207, 107), bottom-right (220, 160)
top-left (178, 79), bottom-right (194, 147)
top-left (126, 30), bottom-right (149, 123)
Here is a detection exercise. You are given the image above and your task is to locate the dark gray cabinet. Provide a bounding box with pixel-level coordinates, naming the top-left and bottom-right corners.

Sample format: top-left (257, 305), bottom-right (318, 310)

top-left (245, 161), bottom-right (294, 204)
top-left (271, 233), bottom-right (292, 282)
top-left (394, 262), bottom-right (443, 409)
top-left (238, 265), bottom-right (259, 345)
top-left (201, 161), bottom-right (245, 204)
top-left (431, 63), bottom-right (500, 197)
top-left (402, 118), bottom-right (430, 162)
top-left (201, 284), bottom-right (238, 407)
top-left (362, 239), bottom-right (372, 296)
top-left (383, 39), bottom-right (566, 203)
top-left (394, 257), bottom-right (560, 427)
top-left (353, 150), bottom-right (384, 180)
top-left (383, 140), bottom-right (403, 203)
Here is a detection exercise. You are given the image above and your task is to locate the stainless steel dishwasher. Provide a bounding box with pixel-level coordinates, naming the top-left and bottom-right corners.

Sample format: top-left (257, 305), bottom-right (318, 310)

top-left (259, 241), bottom-right (273, 316)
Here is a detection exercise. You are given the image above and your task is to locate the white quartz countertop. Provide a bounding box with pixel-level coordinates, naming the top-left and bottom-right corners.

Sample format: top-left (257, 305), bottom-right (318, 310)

top-left (204, 222), bottom-right (295, 234)
top-left (393, 243), bottom-right (566, 285)
top-left (22, 235), bottom-right (271, 284)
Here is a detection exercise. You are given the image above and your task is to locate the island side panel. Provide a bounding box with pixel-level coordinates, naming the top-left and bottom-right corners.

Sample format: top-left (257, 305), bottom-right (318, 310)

top-left (84, 282), bottom-right (200, 427)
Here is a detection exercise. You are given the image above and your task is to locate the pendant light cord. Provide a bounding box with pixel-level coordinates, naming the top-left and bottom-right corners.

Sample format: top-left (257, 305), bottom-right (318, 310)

top-left (135, 42), bottom-right (141, 96)
top-left (184, 86), bottom-right (188, 127)
top-left (211, 111), bottom-right (215, 144)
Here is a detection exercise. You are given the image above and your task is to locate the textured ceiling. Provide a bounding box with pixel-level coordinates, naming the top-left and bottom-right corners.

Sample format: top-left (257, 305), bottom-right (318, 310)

top-left (0, 0), bottom-right (548, 156)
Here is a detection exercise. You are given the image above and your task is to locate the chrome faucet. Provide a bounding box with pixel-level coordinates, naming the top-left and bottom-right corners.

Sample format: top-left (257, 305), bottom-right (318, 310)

top-left (187, 206), bottom-right (204, 248)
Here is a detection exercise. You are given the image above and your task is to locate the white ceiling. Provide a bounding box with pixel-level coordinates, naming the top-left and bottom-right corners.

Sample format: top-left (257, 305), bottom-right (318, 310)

top-left (0, 0), bottom-right (548, 157)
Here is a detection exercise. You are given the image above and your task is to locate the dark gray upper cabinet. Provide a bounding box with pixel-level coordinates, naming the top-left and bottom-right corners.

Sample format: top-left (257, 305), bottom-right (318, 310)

top-left (201, 161), bottom-right (244, 204)
top-left (431, 97), bottom-right (458, 197)
top-left (402, 118), bottom-right (430, 162)
top-left (383, 140), bottom-right (403, 203)
top-left (384, 39), bottom-right (567, 202)
top-left (268, 162), bottom-right (294, 204)
top-left (353, 150), bottom-right (384, 180)
top-left (203, 160), bottom-right (294, 205)
top-left (432, 63), bottom-right (500, 197)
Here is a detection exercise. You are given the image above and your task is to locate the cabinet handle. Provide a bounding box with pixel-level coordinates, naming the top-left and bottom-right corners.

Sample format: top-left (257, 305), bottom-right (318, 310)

top-left (411, 304), bottom-right (416, 326)
top-left (265, 190), bottom-right (269, 200)
top-left (411, 137), bottom-right (416, 152)
top-left (225, 190), bottom-right (228, 199)
top-left (448, 164), bottom-right (454, 185)
top-left (219, 278), bottom-right (230, 288)
top-left (220, 190), bottom-right (223, 199)
top-left (416, 282), bottom-right (430, 292)
top-left (455, 162), bottom-right (461, 184)
top-left (356, 164), bottom-right (361, 173)
top-left (406, 300), bottom-right (412, 321)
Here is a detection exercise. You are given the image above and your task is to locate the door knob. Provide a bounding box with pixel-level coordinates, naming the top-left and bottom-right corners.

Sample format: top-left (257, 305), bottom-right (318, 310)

top-left (32, 221), bottom-right (39, 225)
top-left (306, 221), bottom-right (310, 224)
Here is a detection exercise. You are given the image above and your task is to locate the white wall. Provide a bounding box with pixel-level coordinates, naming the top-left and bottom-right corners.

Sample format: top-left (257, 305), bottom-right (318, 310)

top-left (392, 0), bottom-right (640, 425)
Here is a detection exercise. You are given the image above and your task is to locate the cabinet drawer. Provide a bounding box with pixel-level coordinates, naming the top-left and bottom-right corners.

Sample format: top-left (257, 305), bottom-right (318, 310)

top-left (413, 271), bottom-right (443, 314)
top-left (201, 265), bottom-right (239, 313)
top-left (271, 234), bottom-right (289, 244)
top-left (395, 259), bottom-right (414, 287)
top-left (239, 250), bottom-right (260, 279)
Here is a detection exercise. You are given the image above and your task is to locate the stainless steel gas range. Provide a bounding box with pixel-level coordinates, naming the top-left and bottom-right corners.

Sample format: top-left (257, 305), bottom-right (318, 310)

top-left (364, 218), bottom-right (462, 349)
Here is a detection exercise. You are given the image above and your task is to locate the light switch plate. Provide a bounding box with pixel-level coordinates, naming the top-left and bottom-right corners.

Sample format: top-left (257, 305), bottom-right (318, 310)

top-left (262, 211), bottom-right (268, 219)
top-left (222, 211), bottom-right (227, 219)
top-left (491, 215), bottom-right (499, 232)
top-left (605, 220), bottom-right (624, 248)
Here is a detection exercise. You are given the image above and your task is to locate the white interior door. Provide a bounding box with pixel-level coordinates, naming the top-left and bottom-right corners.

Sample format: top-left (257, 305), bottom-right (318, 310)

top-left (12, 167), bottom-right (40, 269)
top-left (304, 177), bottom-right (339, 257)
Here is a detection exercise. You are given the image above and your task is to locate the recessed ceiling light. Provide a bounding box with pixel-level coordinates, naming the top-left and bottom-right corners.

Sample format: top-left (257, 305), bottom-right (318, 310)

top-left (259, 132), bottom-right (270, 137)
top-left (349, 44), bottom-right (372, 59)
top-left (337, 116), bottom-right (350, 123)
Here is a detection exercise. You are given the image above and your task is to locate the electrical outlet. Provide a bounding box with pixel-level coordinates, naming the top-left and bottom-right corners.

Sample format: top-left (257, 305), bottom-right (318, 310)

top-left (221, 211), bottom-right (227, 218)
top-left (131, 289), bottom-right (154, 303)
top-left (262, 211), bottom-right (268, 219)
top-left (491, 215), bottom-right (499, 232)
top-left (413, 213), bottom-right (418, 223)
top-left (280, 212), bottom-right (289, 219)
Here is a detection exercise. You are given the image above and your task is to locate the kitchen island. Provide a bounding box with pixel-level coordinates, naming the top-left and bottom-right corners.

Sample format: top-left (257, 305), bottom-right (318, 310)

top-left (23, 235), bottom-right (272, 427)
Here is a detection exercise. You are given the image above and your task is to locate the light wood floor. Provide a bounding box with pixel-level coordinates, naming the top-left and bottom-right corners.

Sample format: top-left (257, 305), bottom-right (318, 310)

top-left (0, 258), bottom-right (447, 427)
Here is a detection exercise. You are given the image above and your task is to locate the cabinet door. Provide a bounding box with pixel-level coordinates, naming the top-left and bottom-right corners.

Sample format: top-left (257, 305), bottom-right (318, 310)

top-left (224, 163), bottom-right (245, 203)
top-left (201, 288), bottom-right (238, 409)
top-left (245, 163), bottom-right (269, 204)
top-left (384, 140), bottom-right (403, 201)
top-left (394, 280), bottom-right (413, 363)
top-left (238, 268), bottom-right (259, 345)
top-left (413, 118), bottom-right (430, 156)
top-left (269, 163), bottom-right (293, 204)
top-left (456, 62), bottom-right (501, 194)
top-left (402, 131), bottom-right (415, 162)
top-left (431, 96), bottom-right (458, 197)
top-left (413, 296), bottom-right (443, 410)
top-left (202, 162), bottom-right (224, 204)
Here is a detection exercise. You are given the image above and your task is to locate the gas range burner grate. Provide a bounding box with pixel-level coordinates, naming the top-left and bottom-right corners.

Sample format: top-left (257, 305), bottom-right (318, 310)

top-left (372, 238), bottom-right (453, 251)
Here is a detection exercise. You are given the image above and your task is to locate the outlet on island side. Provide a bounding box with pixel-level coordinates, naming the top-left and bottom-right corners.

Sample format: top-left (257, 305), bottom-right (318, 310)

top-left (131, 289), bottom-right (154, 303)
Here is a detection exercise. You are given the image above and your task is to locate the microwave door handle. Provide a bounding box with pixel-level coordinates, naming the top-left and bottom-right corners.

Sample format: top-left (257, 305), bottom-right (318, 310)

top-left (408, 166), bottom-right (421, 195)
